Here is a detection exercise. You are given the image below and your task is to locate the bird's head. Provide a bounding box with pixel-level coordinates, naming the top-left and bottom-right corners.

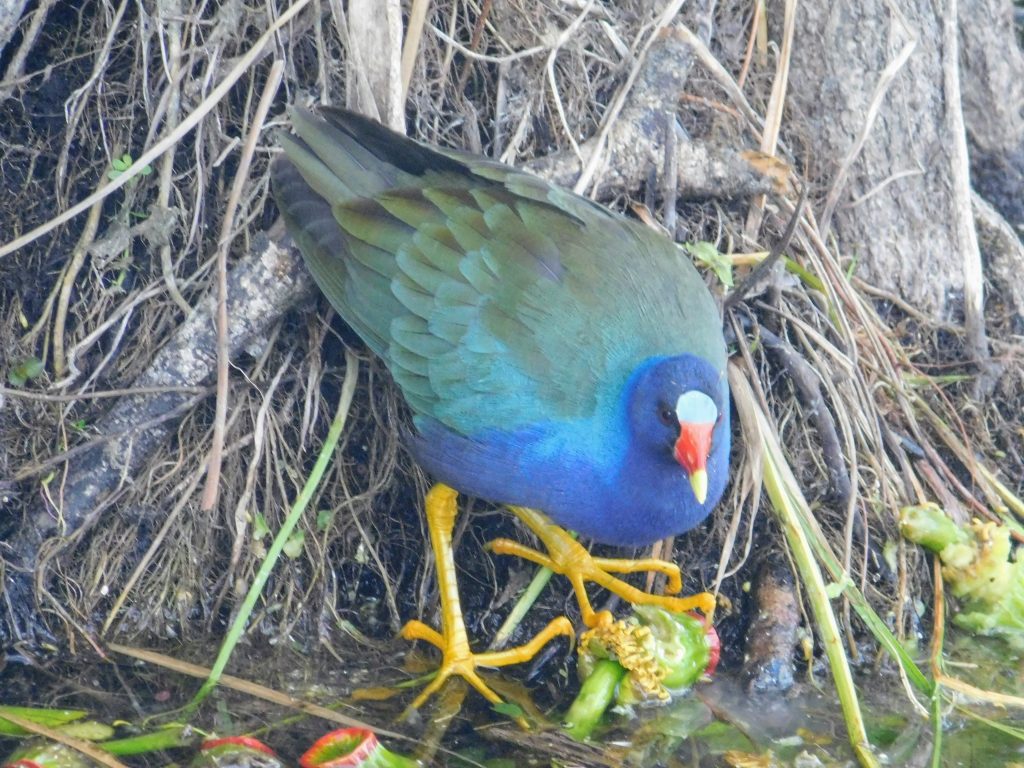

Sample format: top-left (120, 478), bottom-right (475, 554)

top-left (627, 355), bottom-right (728, 504)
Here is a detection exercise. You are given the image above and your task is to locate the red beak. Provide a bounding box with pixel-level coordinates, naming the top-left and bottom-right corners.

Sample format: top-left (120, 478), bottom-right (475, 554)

top-left (674, 422), bottom-right (714, 503)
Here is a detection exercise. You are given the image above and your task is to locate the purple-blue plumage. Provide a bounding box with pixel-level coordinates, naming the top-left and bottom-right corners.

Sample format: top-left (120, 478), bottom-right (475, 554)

top-left (410, 355), bottom-right (730, 546)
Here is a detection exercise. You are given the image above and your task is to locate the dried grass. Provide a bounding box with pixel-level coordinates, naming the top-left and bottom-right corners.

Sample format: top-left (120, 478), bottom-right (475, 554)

top-left (0, 0), bottom-right (1020, 704)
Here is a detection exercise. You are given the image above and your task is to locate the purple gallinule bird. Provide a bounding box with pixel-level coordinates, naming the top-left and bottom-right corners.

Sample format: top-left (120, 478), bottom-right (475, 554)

top-left (272, 107), bottom-right (730, 709)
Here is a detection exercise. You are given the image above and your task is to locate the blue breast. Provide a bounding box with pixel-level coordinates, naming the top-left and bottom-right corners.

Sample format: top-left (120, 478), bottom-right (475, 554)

top-left (409, 361), bottom-right (731, 547)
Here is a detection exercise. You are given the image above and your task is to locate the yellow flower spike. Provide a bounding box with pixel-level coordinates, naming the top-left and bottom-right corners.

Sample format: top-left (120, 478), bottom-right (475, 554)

top-left (579, 616), bottom-right (669, 701)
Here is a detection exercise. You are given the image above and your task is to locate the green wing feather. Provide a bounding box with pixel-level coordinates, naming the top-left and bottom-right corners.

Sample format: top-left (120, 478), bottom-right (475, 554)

top-left (272, 107), bottom-right (725, 434)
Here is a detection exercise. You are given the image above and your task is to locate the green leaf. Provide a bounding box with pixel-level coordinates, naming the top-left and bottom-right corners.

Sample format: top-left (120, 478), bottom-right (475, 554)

top-left (685, 241), bottom-right (733, 287)
top-left (59, 720), bottom-right (116, 741)
top-left (491, 701), bottom-right (525, 719)
top-left (316, 509), bottom-right (334, 532)
top-left (107, 153), bottom-right (151, 180)
top-left (0, 705), bottom-right (88, 736)
top-left (8, 356), bottom-right (44, 386)
top-left (824, 575), bottom-right (852, 600)
top-left (108, 154), bottom-right (131, 180)
top-left (252, 513), bottom-right (270, 541)
top-left (883, 540), bottom-right (899, 574)
top-left (283, 529), bottom-right (305, 558)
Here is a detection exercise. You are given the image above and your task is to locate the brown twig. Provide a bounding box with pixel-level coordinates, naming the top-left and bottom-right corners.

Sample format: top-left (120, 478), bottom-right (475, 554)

top-left (105, 642), bottom-right (410, 738)
top-left (13, 394), bottom-right (206, 482)
top-left (200, 59), bottom-right (283, 511)
top-left (724, 185), bottom-right (807, 312)
top-left (51, 201), bottom-right (102, 377)
top-left (401, 0), bottom-right (432, 101)
top-left (0, 0), bottom-right (310, 261)
top-left (751, 323), bottom-right (852, 506)
top-left (0, 385), bottom-right (203, 402)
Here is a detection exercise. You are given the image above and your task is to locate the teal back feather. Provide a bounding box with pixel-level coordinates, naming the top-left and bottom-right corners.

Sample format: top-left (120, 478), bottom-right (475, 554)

top-left (272, 108), bottom-right (726, 437)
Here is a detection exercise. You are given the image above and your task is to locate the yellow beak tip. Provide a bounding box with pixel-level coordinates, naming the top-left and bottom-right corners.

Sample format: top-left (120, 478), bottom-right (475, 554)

top-left (689, 469), bottom-right (709, 505)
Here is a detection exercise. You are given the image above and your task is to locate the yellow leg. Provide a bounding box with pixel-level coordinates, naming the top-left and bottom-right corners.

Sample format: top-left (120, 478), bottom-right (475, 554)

top-left (490, 505), bottom-right (716, 627)
top-left (400, 484), bottom-right (575, 712)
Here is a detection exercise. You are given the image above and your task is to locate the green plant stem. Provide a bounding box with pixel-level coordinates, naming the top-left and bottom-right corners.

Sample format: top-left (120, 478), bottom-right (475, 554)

top-left (929, 683), bottom-right (943, 767)
top-left (731, 367), bottom-right (879, 768)
top-left (749, 397), bottom-right (931, 695)
top-left (562, 659), bottom-right (627, 741)
top-left (928, 557), bottom-right (945, 768)
top-left (800, 518), bottom-right (932, 695)
top-left (98, 726), bottom-right (195, 756)
top-left (186, 351), bottom-right (359, 711)
top-left (489, 536), bottom-right (576, 649)
top-left (489, 566), bottom-right (554, 649)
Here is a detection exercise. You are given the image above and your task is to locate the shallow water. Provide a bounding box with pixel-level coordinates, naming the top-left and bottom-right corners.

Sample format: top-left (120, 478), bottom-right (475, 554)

top-left (1, 631), bottom-right (1022, 767)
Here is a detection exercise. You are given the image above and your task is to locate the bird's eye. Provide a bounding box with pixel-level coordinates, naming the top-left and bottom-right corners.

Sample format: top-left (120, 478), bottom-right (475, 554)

top-left (658, 406), bottom-right (675, 426)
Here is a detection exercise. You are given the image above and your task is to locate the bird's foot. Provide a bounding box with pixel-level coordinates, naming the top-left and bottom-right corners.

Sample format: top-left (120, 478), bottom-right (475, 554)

top-left (399, 613), bottom-right (574, 713)
top-left (492, 505), bottom-right (715, 628)
top-left (401, 484), bottom-right (574, 717)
